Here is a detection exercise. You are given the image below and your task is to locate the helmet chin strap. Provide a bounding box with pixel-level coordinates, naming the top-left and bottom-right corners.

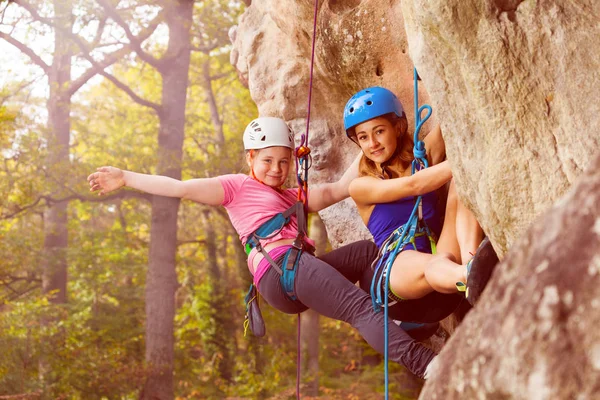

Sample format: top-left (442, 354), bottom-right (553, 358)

top-left (250, 164), bottom-right (283, 192)
top-left (250, 167), bottom-right (266, 185)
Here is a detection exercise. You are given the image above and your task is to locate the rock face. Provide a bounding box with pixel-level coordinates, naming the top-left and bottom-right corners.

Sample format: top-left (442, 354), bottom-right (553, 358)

top-left (231, 0), bottom-right (600, 257)
top-left (402, 0), bottom-right (600, 255)
top-left (421, 153), bottom-right (600, 399)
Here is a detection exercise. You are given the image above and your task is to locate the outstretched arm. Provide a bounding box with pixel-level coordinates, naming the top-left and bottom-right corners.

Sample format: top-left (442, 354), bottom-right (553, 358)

top-left (349, 160), bottom-right (452, 206)
top-left (88, 166), bottom-right (224, 206)
top-left (307, 152), bottom-right (361, 213)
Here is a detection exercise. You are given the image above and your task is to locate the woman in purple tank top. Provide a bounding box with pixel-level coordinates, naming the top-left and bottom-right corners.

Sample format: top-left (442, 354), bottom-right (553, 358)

top-left (344, 87), bottom-right (497, 316)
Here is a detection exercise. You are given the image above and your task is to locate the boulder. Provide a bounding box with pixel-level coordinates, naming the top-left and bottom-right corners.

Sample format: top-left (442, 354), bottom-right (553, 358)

top-left (421, 152), bottom-right (600, 399)
top-left (402, 0), bottom-right (600, 255)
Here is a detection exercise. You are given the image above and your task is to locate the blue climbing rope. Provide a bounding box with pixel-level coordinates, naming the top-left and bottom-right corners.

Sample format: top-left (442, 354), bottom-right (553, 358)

top-left (375, 68), bottom-right (432, 400)
top-left (292, 1), bottom-right (319, 399)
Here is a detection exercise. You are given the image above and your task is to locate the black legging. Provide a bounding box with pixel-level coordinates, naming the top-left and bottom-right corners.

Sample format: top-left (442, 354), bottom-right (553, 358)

top-left (258, 240), bottom-right (435, 378)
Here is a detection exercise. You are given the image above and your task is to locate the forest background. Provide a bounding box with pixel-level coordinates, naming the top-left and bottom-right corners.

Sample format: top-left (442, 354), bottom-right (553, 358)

top-left (0, 0), bottom-right (420, 399)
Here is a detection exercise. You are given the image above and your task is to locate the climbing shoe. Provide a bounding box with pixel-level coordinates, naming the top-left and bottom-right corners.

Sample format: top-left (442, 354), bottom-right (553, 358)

top-left (456, 237), bottom-right (499, 306)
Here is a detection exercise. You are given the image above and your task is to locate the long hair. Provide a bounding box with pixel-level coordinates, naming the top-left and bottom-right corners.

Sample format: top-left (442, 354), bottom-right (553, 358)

top-left (354, 113), bottom-right (414, 179)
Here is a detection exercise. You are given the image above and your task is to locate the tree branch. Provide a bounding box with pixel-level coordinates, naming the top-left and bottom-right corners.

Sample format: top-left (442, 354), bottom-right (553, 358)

top-left (67, 45), bottom-right (132, 96)
top-left (0, 0), bottom-right (13, 23)
top-left (1, 190), bottom-right (152, 220)
top-left (9, 0), bottom-right (160, 102)
top-left (1, 275), bottom-right (42, 285)
top-left (0, 31), bottom-right (50, 74)
top-left (190, 40), bottom-right (220, 54)
top-left (89, 16), bottom-right (107, 49)
top-left (12, 0), bottom-right (53, 27)
top-left (96, 0), bottom-right (165, 71)
top-left (68, 9), bottom-right (164, 96)
top-left (209, 72), bottom-right (228, 81)
top-left (99, 70), bottom-right (162, 113)
top-left (0, 75), bottom-right (43, 103)
top-left (1, 286), bottom-right (41, 307)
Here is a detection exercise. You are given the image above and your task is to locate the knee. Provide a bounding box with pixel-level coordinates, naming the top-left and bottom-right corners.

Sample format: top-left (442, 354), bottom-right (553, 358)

top-left (424, 252), bottom-right (455, 281)
top-left (433, 251), bottom-right (457, 263)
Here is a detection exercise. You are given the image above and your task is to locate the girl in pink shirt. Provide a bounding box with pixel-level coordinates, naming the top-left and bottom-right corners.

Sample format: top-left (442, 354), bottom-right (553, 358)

top-left (87, 117), bottom-right (436, 378)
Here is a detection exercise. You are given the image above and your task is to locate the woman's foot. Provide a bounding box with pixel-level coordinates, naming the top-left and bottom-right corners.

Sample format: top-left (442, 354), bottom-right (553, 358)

top-left (455, 237), bottom-right (499, 306)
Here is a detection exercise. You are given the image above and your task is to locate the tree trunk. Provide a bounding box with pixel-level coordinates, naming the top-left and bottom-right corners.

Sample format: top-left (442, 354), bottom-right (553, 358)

top-left (39, 0), bottom-right (72, 390)
top-left (42, 0), bottom-right (72, 305)
top-left (142, 1), bottom-right (193, 399)
top-left (300, 214), bottom-right (325, 396)
top-left (199, 50), bottom-right (236, 383)
top-left (201, 210), bottom-right (233, 383)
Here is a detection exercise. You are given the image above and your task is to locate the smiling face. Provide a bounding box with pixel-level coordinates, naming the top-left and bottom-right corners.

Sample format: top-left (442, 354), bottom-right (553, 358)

top-left (246, 146), bottom-right (292, 188)
top-left (353, 116), bottom-right (402, 166)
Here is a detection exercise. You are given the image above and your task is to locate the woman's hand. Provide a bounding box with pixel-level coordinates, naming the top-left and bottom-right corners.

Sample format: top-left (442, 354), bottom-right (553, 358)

top-left (87, 166), bottom-right (126, 196)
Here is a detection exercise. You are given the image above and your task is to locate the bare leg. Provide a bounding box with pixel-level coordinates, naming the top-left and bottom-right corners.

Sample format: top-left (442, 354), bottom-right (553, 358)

top-left (389, 250), bottom-right (435, 299)
top-left (424, 253), bottom-right (466, 293)
top-left (455, 196), bottom-right (485, 264)
top-left (390, 180), bottom-right (485, 297)
top-left (390, 249), bottom-right (466, 297)
top-left (425, 179), bottom-right (484, 291)
top-left (435, 181), bottom-right (460, 261)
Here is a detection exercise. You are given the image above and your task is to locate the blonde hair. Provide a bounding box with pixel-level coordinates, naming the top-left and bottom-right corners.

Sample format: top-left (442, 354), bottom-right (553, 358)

top-left (354, 113), bottom-right (414, 179)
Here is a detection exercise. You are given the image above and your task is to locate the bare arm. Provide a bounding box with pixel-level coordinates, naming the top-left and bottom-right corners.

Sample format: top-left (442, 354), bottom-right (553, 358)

top-left (423, 123), bottom-right (446, 166)
top-left (349, 160), bottom-right (452, 206)
top-left (88, 166), bottom-right (224, 206)
top-left (307, 152), bottom-right (361, 213)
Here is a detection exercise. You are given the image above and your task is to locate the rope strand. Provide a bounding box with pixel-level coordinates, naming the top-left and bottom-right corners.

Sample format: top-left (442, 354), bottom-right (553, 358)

top-left (382, 68), bottom-right (432, 400)
top-left (294, 2), bottom-right (319, 399)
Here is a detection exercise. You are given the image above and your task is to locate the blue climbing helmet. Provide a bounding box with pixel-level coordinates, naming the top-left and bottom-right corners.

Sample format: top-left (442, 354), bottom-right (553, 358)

top-left (343, 86), bottom-right (404, 139)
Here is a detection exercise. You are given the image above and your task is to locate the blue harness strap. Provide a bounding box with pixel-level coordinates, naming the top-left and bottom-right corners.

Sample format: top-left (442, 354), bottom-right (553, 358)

top-left (280, 246), bottom-right (303, 300)
top-left (244, 201), bottom-right (313, 302)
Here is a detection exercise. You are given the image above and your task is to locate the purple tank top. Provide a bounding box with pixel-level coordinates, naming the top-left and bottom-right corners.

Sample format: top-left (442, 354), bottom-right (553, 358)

top-left (367, 191), bottom-right (442, 251)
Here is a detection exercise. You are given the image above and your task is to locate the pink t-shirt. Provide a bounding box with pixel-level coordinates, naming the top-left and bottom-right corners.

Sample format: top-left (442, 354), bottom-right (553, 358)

top-left (218, 174), bottom-right (315, 285)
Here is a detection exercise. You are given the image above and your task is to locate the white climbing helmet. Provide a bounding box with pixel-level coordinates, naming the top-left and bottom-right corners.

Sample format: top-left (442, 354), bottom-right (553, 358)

top-left (243, 117), bottom-right (294, 150)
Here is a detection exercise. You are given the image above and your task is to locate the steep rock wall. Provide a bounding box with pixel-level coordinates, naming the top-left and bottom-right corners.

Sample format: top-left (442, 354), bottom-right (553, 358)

top-left (421, 153), bottom-right (600, 399)
top-left (402, 0), bottom-right (600, 255)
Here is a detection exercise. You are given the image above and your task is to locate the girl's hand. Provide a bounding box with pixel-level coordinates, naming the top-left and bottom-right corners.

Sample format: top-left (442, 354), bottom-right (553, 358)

top-left (87, 166), bottom-right (126, 195)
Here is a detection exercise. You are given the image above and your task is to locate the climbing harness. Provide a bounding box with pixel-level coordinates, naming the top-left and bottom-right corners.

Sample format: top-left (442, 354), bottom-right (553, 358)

top-left (371, 69), bottom-right (433, 400)
top-left (242, 1), bottom-right (319, 399)
top-left (244, 202), bottom-right (314, 301)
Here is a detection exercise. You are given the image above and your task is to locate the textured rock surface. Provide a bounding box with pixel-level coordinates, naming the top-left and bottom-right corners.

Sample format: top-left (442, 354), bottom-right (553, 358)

top-left (402, 0), bottom-right (600, 255)
top-left (231, 0), bottom-right (600, 256)
top-left (421, 153), bottom-right (600, 399)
